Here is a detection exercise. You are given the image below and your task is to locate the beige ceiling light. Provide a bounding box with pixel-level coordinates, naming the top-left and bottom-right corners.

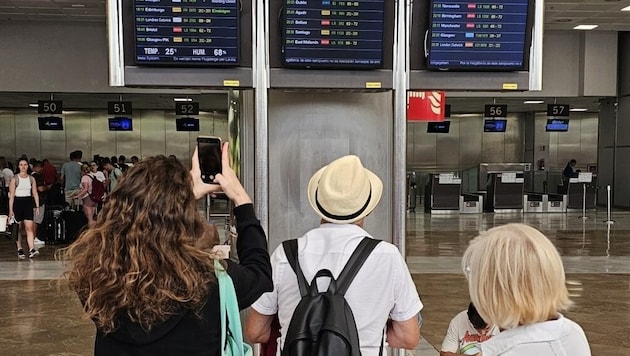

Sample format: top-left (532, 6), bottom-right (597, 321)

top-left (573, 25), bottom-right (598, 30)
top-left (622, 5), bottom-right (630, 11)
top-left (523, 100), bottom-right (545, 104)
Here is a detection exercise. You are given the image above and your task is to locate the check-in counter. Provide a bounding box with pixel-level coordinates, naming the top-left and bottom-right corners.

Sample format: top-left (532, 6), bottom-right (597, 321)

top-left (566, 173), bottom-right (596, 211)
top-left (486, 172), bottom-right (524, 213)
top-left (424, 173), bottom-right (461, 214)
top-left (546, 193), bottom-right (565, 213)
top-left (523, 193), bottom-right (544, 213)
top-left (460, 193), bottom-right (483, 214)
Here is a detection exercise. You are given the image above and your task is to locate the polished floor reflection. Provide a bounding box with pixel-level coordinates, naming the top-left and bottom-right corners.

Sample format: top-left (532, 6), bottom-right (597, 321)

top-left (408, 211), bottom-right (630, 356)
top-left (0, 210), bottom-right (628, 355)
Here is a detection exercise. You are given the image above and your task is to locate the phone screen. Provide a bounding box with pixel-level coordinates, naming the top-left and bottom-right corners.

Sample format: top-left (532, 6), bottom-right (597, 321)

top-left (197, 136), bottom-right (222, 183)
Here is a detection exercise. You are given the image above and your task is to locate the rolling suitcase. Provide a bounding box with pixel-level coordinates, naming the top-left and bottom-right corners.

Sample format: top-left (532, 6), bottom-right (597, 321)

top-left (61, 209), bottom-right (88, 243)
top-left (60, 199), bottom-right (88, 243)
top-left (42, 206), bottom-right (65, 244)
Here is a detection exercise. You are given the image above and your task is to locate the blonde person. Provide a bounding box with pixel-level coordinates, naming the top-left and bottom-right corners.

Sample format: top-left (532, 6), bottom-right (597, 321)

top-left (71, 164), bottom-right (96, 226)
top-left (8, 158), bottom-right (40, 258)
top-left (462, 223), bottom-right (590, 355)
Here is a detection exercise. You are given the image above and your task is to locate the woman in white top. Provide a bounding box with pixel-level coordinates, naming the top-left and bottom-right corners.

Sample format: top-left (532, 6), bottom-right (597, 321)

top-left (462, 223), bottom-right (591, 356)
top-left (89, 161), bottom-right (106, 182)
top-left (8, 158), bottom-right (40, 259)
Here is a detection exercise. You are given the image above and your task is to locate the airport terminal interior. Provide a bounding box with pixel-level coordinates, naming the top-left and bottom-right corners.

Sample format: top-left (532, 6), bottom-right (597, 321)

top-left (1, 211), bottom-right (630, 355)
top-left (1, 0), bottom-right (630, 355)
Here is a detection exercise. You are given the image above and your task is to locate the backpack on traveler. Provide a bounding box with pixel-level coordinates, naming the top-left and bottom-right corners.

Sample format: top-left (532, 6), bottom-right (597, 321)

top-left (89, 175), bottom-right (106, 203)
top-left (281, 237), bottom-right (382, 356)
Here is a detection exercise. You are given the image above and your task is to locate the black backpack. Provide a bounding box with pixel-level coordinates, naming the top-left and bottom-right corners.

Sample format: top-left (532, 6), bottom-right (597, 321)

top-left (281, 237), bottom-right (382, 356)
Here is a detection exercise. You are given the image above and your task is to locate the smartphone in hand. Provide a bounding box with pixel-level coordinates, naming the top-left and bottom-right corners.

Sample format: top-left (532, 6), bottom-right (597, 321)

top-left (197, 136), bottom-right (222, 184)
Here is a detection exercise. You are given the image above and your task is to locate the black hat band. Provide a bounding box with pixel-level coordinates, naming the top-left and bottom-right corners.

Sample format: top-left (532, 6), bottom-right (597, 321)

top-left (315, 187), bottom-right (372, 221)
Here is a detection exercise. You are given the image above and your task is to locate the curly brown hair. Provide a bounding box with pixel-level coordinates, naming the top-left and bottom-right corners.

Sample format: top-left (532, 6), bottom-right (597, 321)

top-left (60, 155), bottom-right (219, 334)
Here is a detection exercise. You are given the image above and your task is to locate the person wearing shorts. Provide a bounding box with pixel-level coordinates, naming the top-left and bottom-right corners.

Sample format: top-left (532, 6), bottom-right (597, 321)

top-left (71, 164), bottom-right (96, 226)
top-left (32, 161), bottom-right (49, 244)
top-left (9, 158), bottom-right (41, 259)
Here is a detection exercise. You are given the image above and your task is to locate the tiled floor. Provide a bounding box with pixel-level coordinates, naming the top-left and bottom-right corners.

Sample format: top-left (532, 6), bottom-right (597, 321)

top-left (1, 210), bottom-right (628, 355)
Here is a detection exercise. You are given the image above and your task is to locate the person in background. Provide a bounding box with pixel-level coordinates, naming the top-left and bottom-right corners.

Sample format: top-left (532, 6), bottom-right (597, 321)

top-left (440, 303), bottom-right (500, 356)
top-left (129, 155), bottom-right (139, 166)
top-left (60, 150), bottom-right (83, 206)
top-left (41, 159), bottom-right (58, 186)
top-left (89, 161), bottom-right (106, 182)
top-left (31, 161), bottom-right (50, 245)
top-left (563, 159), bottom-right (578, 179)
top-left (0, 156), bottom-right (14, 187)
top-left (103, 159), bottom-right (123, 193)
top-left (118, 155), bottom-right (128, 169)
top-left (60, 142), bottom-right (272, 355)
top-left (245, 155), bottom-right (423, 355)
top-left (72, 164), bottom-right (96, 226)
top-left (462, 223), bottom-right (590, 356)
top-left (8, 157), bottom-right (40, 259)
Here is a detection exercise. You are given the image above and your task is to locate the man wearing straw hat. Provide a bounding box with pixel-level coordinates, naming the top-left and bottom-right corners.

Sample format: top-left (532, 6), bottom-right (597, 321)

top-left (246, 155), bottom-right (423, 355)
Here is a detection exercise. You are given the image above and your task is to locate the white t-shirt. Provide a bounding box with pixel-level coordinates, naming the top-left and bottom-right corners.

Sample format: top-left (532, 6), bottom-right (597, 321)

top-left (441, 310), bottom-right (500, 354)
top-left (252, 223), bottom-right (423, 356)
top-left (479, 314), bottom-right (590, 356)
top-left (93, 171), bottom-right (106, 182)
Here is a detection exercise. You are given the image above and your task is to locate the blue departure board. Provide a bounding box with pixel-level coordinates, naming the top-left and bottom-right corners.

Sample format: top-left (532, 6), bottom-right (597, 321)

top-left (134, 0), bottom-right (239, 65)
top-left (282, 0), bottom-right (385, 68)
top-left (427, 0), bottom-right (531, 70)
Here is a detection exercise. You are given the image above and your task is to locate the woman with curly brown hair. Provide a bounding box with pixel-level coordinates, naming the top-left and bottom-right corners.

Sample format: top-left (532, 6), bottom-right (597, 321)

top-left (61, 142), bottom-right (272, 355)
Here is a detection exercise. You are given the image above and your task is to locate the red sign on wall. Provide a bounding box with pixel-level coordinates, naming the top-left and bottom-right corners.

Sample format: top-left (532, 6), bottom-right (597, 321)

top-left (407, 91), bottom-right (446, 122)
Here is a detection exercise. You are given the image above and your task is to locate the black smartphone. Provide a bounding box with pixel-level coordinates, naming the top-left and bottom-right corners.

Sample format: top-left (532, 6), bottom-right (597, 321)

top-left (197, 136), bottom-right (222, 184)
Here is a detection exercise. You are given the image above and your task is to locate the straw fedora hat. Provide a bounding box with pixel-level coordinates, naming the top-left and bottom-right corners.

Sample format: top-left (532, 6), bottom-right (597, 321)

top-left (307, 155), bottom-right (383, 224)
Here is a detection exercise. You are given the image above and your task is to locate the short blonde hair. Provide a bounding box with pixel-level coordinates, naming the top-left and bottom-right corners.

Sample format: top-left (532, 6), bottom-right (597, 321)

top-left (462, 223), bottom-right (572, 329)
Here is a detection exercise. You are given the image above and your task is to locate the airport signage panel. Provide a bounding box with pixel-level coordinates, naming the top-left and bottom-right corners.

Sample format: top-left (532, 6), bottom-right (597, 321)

top-left (108, 117), bottom-right (134, 131)
top-left (38, 117), bottom-right (64, 131)
top-left (547, 104), bottom-right (570, 117)
top-left (134, 0), bottom-right (239, 65)
top-left (37, 100), bottom-right (63, 114)
top-left (484, 104), bottom-right (507, 117)
top-left (427, 0), bottom-right (531, 70)
top-left (282, 0), bottom-right (386, 68)
top-left (175, 102), bottom-right (200, 115)
top-left (108, 101), bottom-right (133, 115)
top-left (176, 117), bottom-right (200, 131)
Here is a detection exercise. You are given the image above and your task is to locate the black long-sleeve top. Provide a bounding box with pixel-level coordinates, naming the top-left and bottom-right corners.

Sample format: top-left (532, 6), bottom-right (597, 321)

top-left (94, 204), bottom-right (272, 356)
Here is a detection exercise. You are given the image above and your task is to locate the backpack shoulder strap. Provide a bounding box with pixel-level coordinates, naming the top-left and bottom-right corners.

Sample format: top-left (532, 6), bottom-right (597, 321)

top-left (336, 237), bottom-right (381, 296)
top-left (282, 239), bottom-right (309, 297)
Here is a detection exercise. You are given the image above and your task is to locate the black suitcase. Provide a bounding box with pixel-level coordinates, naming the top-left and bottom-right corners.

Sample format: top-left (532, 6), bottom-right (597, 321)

top-left (42, 206), bottom-right (66, 244)
top-left (60, 209), bottom-right (88, 243)
top-left (43, 214), bottom-right (65, 244)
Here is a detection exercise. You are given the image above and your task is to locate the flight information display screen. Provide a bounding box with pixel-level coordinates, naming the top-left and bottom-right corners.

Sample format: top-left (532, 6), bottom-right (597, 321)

top-left (282, 0), bottom-right (385, 68)
top-left (484, 119), bottom-right (507, 132)
top-left (134, 0), bottom-right (239, 65)
top-left (427, 0), bottom-right (531, 70)
top-left (546, 119), bottom-right (569, 132)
